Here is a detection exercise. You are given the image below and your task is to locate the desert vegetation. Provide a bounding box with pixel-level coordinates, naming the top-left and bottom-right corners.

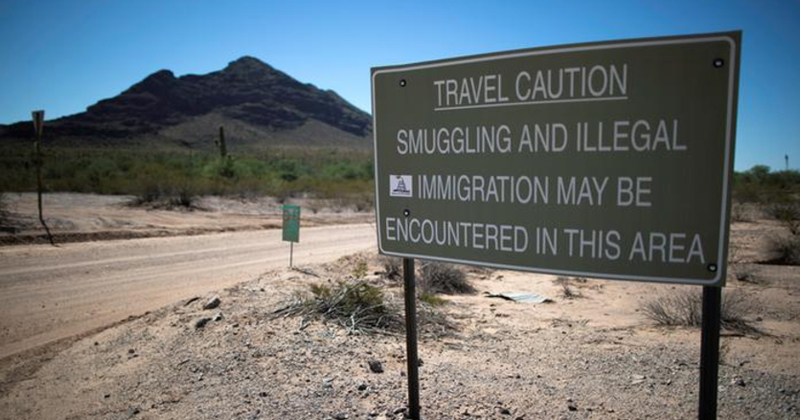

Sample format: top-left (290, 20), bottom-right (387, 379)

top-left (274, 280), bottom-right (403, 334)
top-left (730, 165), bottom-right (800, 266)
top-left (640, 289), bottom-right (759, 335)
top-left (273, 256), bottom-right (454, 336)
top-left (0, 146), bottom-right (375, 210)
top-left (418, 261), bottom-right (475, 295)
top-left (732, 165), bottom-right (800, 204)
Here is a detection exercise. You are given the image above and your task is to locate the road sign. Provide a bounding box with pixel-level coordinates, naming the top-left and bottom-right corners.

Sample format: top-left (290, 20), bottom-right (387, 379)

top-left (282, 204), bottom-right (300, 243)
top-left (372, 32), bottom-right (740, 286)
top-left (32, 110), bottom-right (45, 138)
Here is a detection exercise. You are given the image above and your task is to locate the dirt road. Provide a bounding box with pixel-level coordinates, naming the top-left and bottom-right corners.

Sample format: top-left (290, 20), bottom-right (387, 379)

top-left (0, 223), bottom-right (376, 359)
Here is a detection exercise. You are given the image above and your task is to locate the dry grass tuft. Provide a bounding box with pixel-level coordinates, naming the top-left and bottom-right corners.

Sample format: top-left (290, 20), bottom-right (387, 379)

top-left (553, 276), bottom-right (586, 299)
top-left (419, 292), bottom-right (448, 307)
top-left (419, 262), bottom-right (475, 295)
top-left (640, 289), bottom-right (760, 335)
top-left (560, 283), bottom-right (582, 299)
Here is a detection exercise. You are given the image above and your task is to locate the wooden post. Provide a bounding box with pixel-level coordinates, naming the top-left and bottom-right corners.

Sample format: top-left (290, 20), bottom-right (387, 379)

top-left (32, 110), bottom-right (54, 246)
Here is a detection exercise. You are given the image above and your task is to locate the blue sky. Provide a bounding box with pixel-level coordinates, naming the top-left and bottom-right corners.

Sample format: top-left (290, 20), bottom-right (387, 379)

top-left (0, 0), bottom-right (798, 171)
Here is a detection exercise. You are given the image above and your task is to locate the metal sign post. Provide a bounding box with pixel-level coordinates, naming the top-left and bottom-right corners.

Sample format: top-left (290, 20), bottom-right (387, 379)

top-left (282, 205), bottom-right (301, 267)
top-left (402, 258), bottom-right (421, 420)
top-left (699, 286), bottom-right (722, 419)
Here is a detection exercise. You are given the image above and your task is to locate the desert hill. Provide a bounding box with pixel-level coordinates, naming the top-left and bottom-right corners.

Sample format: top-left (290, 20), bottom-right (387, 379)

top-left (0, 57), bottom-right (372, 149)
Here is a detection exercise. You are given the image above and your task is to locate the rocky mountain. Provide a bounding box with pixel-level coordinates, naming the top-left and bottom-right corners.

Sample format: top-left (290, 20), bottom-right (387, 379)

top-left (0, 57), bottom-right (372, 149)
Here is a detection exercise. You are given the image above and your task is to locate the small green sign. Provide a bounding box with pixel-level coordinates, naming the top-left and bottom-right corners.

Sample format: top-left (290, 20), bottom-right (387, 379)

top-left (371, 32), bottom-right (741, 286)
top-left (282, 205), bottom-right (300, 243)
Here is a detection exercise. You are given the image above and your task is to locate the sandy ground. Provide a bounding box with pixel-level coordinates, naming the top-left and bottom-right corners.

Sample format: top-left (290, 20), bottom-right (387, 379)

top-left (0, 197), bottom-right (798, 419)
top-left (0, 193), bottom-right (372, 244)
top-left (0, 223), bottom-right (377, 359)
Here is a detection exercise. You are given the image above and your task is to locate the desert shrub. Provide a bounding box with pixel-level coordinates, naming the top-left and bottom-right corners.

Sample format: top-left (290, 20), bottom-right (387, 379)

top-left (274, 279), bottom-right (455, 336)
top-left (381, 256), bottom-right (402, 280)
top-left (640, 289), bottom-right (759, 334)
top-left (766, 235), bottom-right (800, 265)
top-left (733, 166), bottom-right (800, 204)
top-left (767, 201), bottom-right (800, 234)
top-left (419, 262), bottom-right (474, 295)
top-left (169, 182), bottom-right (197, 209)
top-left (274, 281), bottom-right (401, 334)
top-left (351, 260), bottom-right (368, 280)
top-left (730, 202), bottom-right (753, 223)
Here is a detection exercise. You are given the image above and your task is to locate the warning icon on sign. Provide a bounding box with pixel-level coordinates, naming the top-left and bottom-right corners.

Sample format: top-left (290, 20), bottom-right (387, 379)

top-left (389, 175), bottom-right (413, 198)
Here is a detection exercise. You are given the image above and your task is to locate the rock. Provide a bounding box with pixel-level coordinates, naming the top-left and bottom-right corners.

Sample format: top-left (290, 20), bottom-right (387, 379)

top-left (213, 312), bottom-right (223, 322)
top-left (357, 382), bottom-right (368, 391)
top-left (184, 296), bottom-right (200, 306)
top-left (128, 348), bottom-right (135, 354)
top-left (499, 407), bottom-right (512, 415)
top-left (368, 360), bottom-right (384, 373)
top-left (568, 402), bottom-right (578, 411)
top-left (195, 317), bottom-right (212, 329)
top-left (732, 376), bottom-right (746, 387)
top-left (333, 413), bottom-right (348, 420)
top-left (203, 296), bottom-right (221, 310)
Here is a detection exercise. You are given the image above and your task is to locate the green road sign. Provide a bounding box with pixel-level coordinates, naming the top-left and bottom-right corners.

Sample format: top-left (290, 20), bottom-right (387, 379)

top-left (282, 204), bottom-right (300, 243)
top-left (371, 32), bottom-right (741, 286)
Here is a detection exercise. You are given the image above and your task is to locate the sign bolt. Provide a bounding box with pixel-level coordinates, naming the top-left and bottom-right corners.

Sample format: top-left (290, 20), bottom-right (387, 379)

top-left (713, 58), bottom-right (725, 68)
top-left (707, 263), bottom-right (718, 272)
top-left (399, 79), bottom-right (407, 87)
top-left (403, 209), bottom-right (411, 217)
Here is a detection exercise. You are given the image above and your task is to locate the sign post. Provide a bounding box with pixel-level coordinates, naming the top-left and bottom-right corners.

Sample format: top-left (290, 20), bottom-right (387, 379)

top-left (402, 258), bottom-right (421, 420)
top-left (32, 110), bottom-right (55, 246)
top-left (699, 286), bottom-right (722, 419)
top-left (282, 204), bottom-right (300, 267)
top-left (371, 32), bottom-right (740, 420)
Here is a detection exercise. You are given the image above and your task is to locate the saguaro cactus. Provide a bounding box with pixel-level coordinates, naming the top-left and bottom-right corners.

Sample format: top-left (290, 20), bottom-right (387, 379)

top-left (216, 126), bottom-right (228, 158)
